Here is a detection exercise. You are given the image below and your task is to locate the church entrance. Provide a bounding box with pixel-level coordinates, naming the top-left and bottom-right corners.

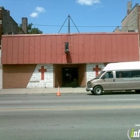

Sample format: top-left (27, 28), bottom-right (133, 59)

top-left (54, 64), bottom-right (86, 87)
top-left (62, 68), bottom-right (78, 87)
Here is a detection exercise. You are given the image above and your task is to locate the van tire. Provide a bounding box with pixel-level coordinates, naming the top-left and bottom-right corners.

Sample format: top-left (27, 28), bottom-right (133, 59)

top-left (93, 86), bottom-right (103, 95)
top-left (135, 90), bottom-right (140, 93)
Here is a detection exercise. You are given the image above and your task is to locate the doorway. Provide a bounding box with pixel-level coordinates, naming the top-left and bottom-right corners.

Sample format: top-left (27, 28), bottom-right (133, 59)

top-left (62, 68), bottom-right (78, 87)
top-left (54, 64), bottom-right (86, 87)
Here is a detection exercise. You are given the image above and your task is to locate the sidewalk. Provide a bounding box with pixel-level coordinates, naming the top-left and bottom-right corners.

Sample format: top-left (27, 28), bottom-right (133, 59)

top-left (0, 87), bottom-right (87, 94)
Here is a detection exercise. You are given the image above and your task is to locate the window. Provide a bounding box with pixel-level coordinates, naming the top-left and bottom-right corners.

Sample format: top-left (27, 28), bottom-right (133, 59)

top-left (103, 72), bottom-right (113, 79)
top-left (96, 71), bottom-right (105, 79)
top-left (132, 70), bottom-right (140, 77)
top-left (116, 71), bottom-right (124, 78)
top-left (116, 70), bottom-right (140, 78)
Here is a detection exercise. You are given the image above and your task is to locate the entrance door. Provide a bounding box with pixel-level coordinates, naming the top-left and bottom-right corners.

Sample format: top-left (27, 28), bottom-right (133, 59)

top-left (62, 68), bottom-right (78, 87)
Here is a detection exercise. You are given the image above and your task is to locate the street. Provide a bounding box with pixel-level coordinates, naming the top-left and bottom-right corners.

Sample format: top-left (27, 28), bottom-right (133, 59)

top-left (0, 92), bottom-right (140, 140)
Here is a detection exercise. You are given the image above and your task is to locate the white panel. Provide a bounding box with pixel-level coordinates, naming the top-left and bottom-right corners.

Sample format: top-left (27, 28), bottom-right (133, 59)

top-left (27, 64), bottom-right (54, 88)
top-left (86, 63), bottom-right (105, 83)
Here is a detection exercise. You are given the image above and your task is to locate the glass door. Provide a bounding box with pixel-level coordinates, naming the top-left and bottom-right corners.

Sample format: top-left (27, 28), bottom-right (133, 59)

top-left (62, 68), bottom-right (78, 87)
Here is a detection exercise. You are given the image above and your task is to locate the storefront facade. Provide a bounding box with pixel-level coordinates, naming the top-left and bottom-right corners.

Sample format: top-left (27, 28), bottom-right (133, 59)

top-left (2, 33), bottom-right (139, 88)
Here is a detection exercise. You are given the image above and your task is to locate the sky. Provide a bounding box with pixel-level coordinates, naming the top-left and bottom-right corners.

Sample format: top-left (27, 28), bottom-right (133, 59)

top-left (0, 0), bottom-right (140, 34)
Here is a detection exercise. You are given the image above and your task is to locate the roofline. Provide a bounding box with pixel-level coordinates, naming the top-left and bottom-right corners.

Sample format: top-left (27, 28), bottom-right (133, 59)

top-left (2, 32), bottom-right (139, 37)
top-left (121, 3), bottom-right (139, 23)
top-left (103, 61), bottom-right (140, 71)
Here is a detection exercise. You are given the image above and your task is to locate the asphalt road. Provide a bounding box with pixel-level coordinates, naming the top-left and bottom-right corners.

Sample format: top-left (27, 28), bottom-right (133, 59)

top-left (0, 92), bottom-right (140, 140)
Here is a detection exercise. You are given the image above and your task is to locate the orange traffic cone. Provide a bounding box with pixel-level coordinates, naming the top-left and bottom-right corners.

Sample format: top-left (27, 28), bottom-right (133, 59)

top-left (56, 86), bottom-right (61, 96)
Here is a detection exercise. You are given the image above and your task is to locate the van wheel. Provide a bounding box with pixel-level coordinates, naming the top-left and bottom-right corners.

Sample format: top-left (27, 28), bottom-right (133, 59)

top-left (135, 90), bottom-right (140, 93)
top-left (93, 86), bottom-right (103, 95)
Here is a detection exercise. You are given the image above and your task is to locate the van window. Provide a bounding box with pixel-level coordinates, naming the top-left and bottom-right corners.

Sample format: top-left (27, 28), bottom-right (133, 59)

top-left (132, 70), bottom-right (140, 77)
top-left (96, 71), bottom-right (105, 79)
top-left (116, 70), bottom-right (140, 78)
top-left (116, 71), bottom-right (124, 78)
top-left (102, 72), bottom-right (113, 79)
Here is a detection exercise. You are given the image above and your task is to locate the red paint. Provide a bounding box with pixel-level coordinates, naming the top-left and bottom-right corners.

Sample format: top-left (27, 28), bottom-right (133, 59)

top-left (1, 33), bottom-right (139, 64)
top-left (93, 65), bottom-right (101, 76)
top-left (39, 66), bottom-right (47, 80)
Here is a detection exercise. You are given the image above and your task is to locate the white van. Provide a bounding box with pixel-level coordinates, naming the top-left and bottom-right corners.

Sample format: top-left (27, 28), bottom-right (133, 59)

top-left (86, 61), bottom-right (140, 95)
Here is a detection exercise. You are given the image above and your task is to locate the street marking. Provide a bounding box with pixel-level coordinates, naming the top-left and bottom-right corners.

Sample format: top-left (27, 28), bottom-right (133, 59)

top-left (0, 98), bottom-right (138, 104)
top-left (135, 124), bottom-right (140, 127)
top-left (0, 105), bottom-right (140, 112)
top-left (107, 99), bottom-right (137, 101)
top-left (0, 101), bottom-right (23, 104)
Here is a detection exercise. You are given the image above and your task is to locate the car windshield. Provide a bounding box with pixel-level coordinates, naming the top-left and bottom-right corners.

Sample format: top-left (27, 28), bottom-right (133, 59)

top-left (96, 71), bottom-right (105, 79)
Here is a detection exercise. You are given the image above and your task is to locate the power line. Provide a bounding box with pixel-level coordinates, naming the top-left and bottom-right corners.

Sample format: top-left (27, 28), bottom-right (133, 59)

top-left (58, 15), bottom-right (80, 33)
top-left (17, 23), bottom-right (139, 31)
top-left (17, 23), bottom-right (138, 28)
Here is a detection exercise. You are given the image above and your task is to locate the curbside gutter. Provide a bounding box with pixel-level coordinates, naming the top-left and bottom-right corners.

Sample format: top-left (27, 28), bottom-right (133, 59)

top-left (0, 88), bottom-right (87, 94)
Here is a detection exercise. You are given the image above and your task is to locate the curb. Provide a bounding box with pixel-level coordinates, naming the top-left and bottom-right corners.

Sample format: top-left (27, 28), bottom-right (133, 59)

top-left (0, 88), bottom-right (87, 95)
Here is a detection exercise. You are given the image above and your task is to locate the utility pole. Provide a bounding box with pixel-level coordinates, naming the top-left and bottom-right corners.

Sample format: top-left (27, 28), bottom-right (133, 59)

top-left (68, 15), bottom-right (70, 34)
top-left (58, 15), bottom-right (80, 34)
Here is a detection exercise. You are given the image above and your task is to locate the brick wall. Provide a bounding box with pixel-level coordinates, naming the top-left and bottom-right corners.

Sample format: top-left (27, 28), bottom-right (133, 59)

top-left (113, 26), bottom-right (121, 32)
top-left (121, 4), bottom-right (139, 32)
top-left (2, 7), bottom-right (19, 34)
top-left (0, 7), bottom-right (2, 45)
top-left (0, 6), bottom-right (19, 45)
top-left (114, 3), bottom-right (140, 34)
top-left (27, 64), bottom-right (54, 88)
top-left (114, 3), bottom-right (140, 58)
top-left (86, 64), bottom-right (104, 83)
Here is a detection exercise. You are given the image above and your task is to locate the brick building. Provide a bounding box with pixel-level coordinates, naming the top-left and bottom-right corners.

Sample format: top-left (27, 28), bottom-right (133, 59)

top-left (114, 2), bottom-right (140, 41)
top-left (0, 7), bottom-right (19, 44)
top-left (0, 6), bottom-right (28, 45)
top-left (2, 33), bottom-right (139, 89)
top-left (1, 2), bottom-right (140, 89)
top-left (0, 6), bottom-right (20, 89)
top-left (0, 6), bottom-right (28, 89)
